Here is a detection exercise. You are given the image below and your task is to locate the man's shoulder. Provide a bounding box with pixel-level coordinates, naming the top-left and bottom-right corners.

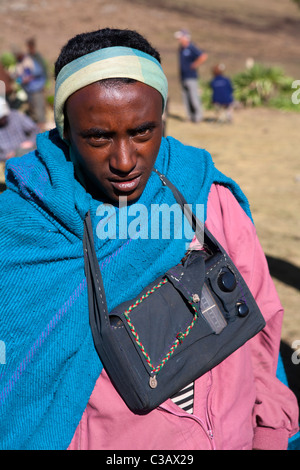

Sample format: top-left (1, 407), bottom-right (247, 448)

top-left (189, 42), bottom-right (203, 56)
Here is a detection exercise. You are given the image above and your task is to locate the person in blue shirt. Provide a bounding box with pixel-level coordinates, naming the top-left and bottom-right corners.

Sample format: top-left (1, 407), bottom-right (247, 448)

top-left (210, 64), bottom-right (234, 123)
top-left (16, 39), bottom-right (47, 130)
top-left (175, 29), bottom-right (208, 123)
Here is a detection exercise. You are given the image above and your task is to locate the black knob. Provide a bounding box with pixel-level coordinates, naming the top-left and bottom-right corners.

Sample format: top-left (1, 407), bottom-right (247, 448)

top-left (237, 301), bottom-right (249, 317)
top-left (218, 269), bottom-right (236, 292)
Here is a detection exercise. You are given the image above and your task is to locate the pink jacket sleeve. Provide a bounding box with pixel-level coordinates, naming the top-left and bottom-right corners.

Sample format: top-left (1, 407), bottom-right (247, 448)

top-left (206, 184), bottom-right (299, 450)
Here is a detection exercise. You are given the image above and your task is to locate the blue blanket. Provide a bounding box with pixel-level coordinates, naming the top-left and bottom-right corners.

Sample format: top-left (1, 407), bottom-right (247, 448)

top-left (0, 129), bottom-right (251, 449)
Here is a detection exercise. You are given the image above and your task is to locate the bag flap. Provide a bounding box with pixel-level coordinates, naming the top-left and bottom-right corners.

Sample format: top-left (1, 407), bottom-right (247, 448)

top-left (165, 250), bottom-right (206, 307)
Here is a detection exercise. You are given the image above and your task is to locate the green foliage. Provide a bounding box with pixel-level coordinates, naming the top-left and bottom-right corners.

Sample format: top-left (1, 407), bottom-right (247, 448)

top-left (201, 63), bottom-right (299, 112)
top-left (0, 52), bottom-right (16, 68)
top-left (232, 63), bottom-right (294, 108)
top-left (200, 80), bottom-right (213, 109)
top-left (47, 95), bottom-right (54, 107)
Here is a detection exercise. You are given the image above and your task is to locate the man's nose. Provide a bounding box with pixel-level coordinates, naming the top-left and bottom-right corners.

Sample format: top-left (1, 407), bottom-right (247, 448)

top-left (110, 139), bottom-right (137, 175)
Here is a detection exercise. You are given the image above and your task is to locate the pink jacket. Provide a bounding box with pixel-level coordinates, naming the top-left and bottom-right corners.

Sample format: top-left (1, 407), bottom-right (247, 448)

top-left (68, 184), bottom-right (299, 450)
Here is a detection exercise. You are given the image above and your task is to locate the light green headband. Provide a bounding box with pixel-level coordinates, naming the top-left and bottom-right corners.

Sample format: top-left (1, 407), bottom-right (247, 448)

top-left (54, 46), bottom-right (168, 139)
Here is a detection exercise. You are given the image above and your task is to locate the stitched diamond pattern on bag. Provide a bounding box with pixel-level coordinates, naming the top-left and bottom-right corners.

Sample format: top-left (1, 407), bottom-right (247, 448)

top-left (122, 278), bottom-right (199, 376)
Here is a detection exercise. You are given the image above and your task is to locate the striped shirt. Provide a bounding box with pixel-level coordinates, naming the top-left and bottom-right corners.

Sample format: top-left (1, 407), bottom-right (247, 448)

top-left (171, 382), bottom-right (194, 414)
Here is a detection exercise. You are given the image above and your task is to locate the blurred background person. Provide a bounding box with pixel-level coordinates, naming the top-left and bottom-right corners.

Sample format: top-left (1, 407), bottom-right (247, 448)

top-left (0, 50), bottom-right (28, 110)
top-left (0, 96), bottom-right (39, 161)
top-left (0, 62), bottom-right (14, 104)
top-left (26, 37), bottom-right (48, 82)
top-left (175, 29), bottom-right (208, 123)
top-left (14, 38), bottom-right (47, 131)
top-left (210, 63), bottom-right (234, 123)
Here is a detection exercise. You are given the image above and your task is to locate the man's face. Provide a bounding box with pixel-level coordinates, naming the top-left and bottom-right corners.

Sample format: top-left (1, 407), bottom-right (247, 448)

top-left (178, 35), bottom-right (190, 48)
top-left (65, 81), bottom-right (163, 204)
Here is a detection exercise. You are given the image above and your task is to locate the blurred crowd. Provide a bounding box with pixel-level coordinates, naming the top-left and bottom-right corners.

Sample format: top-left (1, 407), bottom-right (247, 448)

top-left (0, 37), bottom-right (48, 162)
top-left (174, 28), bottom-right (234, 124)
top-left (0, 29), bottom-right (235, 163)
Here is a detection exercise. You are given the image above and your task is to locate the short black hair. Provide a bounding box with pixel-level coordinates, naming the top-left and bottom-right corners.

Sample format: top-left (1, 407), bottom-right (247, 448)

top-left (54, 28), bottom-right (161, 78)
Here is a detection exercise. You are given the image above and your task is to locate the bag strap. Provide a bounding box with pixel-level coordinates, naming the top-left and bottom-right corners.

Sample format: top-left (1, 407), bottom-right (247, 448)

top-left (152, 168), bottom-right (203, 236)
top-left (83, 170), bottom-right (223, 341)
top-left (152, 168), bottom-right (221, 254)
top-left (83, 209), bottom-right (109, 341)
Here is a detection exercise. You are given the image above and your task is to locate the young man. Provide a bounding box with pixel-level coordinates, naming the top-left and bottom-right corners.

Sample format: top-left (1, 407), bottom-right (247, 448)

top-left (0, 28), bottom-right (298, 450)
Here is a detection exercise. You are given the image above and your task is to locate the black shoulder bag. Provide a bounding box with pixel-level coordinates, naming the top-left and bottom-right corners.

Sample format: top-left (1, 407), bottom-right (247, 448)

top-left (83, 171), bottom-right (266, 413)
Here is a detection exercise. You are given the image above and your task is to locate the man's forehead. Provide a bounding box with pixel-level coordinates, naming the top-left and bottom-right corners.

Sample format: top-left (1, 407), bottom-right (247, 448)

top-left (54, 46), bottom-right (168, 140)
top-left (65, 81), bottom-right (163, 131)
top-left (67, 80), bottom-right (162, 108)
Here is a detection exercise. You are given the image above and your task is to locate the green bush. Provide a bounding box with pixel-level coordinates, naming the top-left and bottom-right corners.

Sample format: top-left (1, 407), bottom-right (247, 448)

top-left (200, 80), bottom-right (213, 109)
top-left (201, 63), bottom-right (299, 112)
top-left (232, 63), bottom-right (295, 108)
top-left (0, 52), bottom-right (16, 68)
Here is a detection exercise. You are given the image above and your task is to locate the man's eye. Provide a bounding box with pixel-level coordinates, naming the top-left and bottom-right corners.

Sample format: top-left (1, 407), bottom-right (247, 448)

top-left (133, 127), bottom-right (153, 138)
top-left (92, 134), bottom-right (107, 140)
top-left (88, 134), bottom-right (109, 144)
top-left (138, 128), bottom-right (150, 135)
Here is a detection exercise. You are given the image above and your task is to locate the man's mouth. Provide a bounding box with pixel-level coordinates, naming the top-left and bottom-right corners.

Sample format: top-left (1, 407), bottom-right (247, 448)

top-left (110, 175), bottom-right (141, 193)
